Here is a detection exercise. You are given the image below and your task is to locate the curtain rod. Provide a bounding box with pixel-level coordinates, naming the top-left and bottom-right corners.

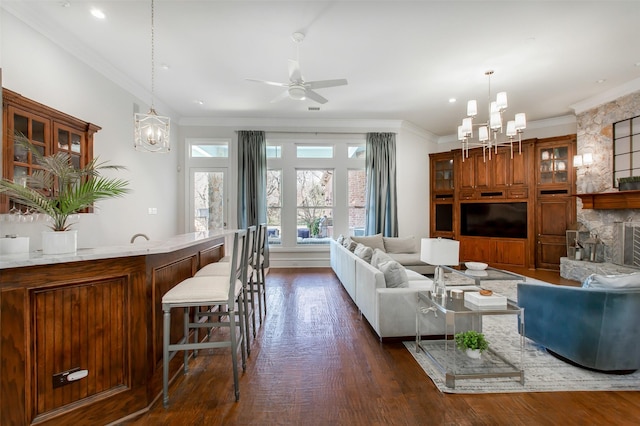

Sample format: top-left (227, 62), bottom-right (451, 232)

top-left (235, 130), bottom-right (367, 136)
top-left (234, 130), bottom-right (396, 136)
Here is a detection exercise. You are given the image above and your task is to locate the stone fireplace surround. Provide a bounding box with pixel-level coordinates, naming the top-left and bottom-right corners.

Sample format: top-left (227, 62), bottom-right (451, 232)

top-left (575, 90), bottom-right (640, 264)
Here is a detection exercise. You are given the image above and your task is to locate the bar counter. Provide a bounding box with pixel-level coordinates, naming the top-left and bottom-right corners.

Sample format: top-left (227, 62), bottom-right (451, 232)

top-left (0, 231), bottom-right (230, 425)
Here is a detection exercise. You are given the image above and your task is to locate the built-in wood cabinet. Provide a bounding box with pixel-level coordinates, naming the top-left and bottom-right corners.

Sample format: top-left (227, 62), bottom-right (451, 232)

top-left (1, 88), bottom-right (100, 213)
top-left (456, 144), bottom-right (531, 201)
top-left (429, 135), bottom-right (576, 270)
top-left (535, 135), bottom-right (577, 270)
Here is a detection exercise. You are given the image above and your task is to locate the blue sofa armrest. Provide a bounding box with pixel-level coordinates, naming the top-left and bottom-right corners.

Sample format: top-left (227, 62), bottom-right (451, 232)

top-left (517, 282), bottom-right (640, 372)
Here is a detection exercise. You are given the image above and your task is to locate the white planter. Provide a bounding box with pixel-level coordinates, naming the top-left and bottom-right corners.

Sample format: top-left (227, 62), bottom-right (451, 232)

top-left (466, 348), bottom-right (482, 359)
top-left (42, 230), bottom-right (77, 255)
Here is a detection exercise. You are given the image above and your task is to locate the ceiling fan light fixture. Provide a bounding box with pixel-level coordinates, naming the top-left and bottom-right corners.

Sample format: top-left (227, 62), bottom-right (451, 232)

top-left (288, 86), bottom-right (307, 100)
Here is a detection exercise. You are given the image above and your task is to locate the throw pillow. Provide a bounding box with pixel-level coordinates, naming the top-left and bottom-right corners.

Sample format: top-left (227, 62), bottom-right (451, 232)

top-left (336, 234), bottom-right (345, 245)
top-left (378, 260), bottom-right (408, 288)
top-left (370, 248), bottom-right (394, 269)
top-left (582, 272), bottom-right (640, 289)
top-left (383, 236), bottom-right (417, 254)
top-left (350, 233), bottom-right (386, 251)
top-left (343, 237), bottom-right (358, 252)
top-left (354, 243), bottom-right (374, 263)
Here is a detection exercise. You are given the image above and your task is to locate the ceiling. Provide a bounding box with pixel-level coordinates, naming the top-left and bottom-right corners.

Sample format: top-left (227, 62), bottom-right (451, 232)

top-left (4, 1), bottom-right (640, 139)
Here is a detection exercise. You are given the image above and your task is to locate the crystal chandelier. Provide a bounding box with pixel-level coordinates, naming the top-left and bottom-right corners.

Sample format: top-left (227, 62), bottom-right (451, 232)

top-left (457, 71), bottom-right (526, 161)
top-left (134, 0), bottom-right (170, 153)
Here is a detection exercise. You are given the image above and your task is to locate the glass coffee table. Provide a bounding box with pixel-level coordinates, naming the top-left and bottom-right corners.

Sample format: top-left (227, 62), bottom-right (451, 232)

top-left (441, 264), bottom-right (526, 288)
top-left (415, 285), bottom-right (525, 389)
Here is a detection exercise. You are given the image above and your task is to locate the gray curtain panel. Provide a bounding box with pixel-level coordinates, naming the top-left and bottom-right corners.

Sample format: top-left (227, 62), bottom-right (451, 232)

top-left (237, 130), bottom-right (267, 229)
top-left (365, 132), bottom-right (398, 237)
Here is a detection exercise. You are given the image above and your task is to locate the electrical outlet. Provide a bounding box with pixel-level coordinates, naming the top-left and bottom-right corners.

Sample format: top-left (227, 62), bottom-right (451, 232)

top-left (148, 207), bottom-right (158, 215)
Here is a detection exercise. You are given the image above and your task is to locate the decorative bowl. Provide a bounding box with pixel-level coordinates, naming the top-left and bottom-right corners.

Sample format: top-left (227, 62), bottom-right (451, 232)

top-left (465, 261), bottom-right (488, 271)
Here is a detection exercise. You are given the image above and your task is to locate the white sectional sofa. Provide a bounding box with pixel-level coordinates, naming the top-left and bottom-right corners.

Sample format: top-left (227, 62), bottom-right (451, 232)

top-left (330, 237), bottom-right (454, 339)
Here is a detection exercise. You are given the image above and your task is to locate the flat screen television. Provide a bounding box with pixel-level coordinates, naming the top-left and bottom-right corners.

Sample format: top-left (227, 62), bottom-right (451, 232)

top-left (460, 202), bottom-right (527, 239)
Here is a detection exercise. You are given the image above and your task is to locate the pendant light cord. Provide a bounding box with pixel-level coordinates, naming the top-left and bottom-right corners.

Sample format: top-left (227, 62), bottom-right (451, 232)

top-left (150, 0), bottom-right (156, 110)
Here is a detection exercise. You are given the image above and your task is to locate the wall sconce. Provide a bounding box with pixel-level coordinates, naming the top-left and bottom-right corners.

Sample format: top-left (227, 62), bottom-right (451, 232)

top-left (573, 153), bottom-right (593, 168)
top-left (573, 153), bottom-right (595, 193)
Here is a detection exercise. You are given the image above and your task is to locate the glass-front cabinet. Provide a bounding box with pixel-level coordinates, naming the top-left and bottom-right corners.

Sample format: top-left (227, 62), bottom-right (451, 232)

top-left (433, 155), bottom-right (454, 191)
top-left (1, 88), bottom-right (99, 213)
top-left (538, 145), bottom-right (569, 185)
top-left (430, 151), bottom-right (455, 238)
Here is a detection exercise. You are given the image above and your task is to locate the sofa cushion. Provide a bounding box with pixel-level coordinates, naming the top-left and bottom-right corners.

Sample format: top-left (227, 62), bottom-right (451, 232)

top-left (354, 243), bottom-right (374, 263)
top-left (383, 236), bottom-right (417, 254)
top-left (350, 233), bottom-right (386, 251)
top-left (378, 260), bottom-right (408, 288)
top-left (582, 272), bottom-right (640, 289)
top-left (371, 248), bottom-right (394, 269)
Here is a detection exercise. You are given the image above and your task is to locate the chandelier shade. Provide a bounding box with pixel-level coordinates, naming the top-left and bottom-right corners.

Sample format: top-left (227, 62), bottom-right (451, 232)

top-left (134, 0), bottom-right (170, 153)
top-left (457, 70), bottom-right (526, 161)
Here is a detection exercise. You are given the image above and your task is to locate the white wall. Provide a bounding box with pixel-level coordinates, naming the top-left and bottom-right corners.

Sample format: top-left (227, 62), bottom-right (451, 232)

top-left (1, 12), bottom-right (179, 249)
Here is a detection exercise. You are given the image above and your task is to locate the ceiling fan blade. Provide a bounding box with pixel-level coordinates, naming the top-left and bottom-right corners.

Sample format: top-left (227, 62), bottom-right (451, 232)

top-left (305, 89), bottom-right (328, 104)
top-left (246, 78), bottom-right (287, 88)
top-left (306, 79), bottom-right (348, 90)
top-left (270, 90), bottom-right (291, 103)
top-left (288, 59), bottom-right (302, 82)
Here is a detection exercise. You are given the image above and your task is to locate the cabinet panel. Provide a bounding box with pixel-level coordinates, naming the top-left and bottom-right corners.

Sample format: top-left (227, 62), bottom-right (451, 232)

top-left (493, 239), bottom-right (526, 267)
top-left (33, 278), bottom-right (128, 416)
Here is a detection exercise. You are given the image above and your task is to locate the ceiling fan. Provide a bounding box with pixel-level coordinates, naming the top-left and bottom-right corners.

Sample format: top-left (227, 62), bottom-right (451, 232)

top-left (246, 32), bottom-right (348, 104)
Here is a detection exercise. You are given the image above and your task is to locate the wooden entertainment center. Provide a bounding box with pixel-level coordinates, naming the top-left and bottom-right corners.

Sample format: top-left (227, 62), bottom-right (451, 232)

top-left (430, 134), bottom-right (577, 270)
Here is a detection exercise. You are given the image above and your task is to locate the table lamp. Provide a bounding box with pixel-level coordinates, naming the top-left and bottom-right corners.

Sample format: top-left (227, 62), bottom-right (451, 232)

top-left (420, 238), bottom-right (461, 298)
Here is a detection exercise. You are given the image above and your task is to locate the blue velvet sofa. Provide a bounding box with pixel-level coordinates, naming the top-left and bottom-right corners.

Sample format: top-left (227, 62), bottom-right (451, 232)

top-left (517, 281), bottom-right (640, 373)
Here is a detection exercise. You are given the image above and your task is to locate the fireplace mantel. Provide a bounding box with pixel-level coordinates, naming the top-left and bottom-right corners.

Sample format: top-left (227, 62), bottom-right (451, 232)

top-left (575, 190), bottom-right (640, 209)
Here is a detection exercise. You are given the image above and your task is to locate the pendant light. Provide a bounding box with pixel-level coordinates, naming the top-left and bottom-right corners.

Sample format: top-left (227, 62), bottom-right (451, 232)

top-left (134, 0), bottom-right (170, 153)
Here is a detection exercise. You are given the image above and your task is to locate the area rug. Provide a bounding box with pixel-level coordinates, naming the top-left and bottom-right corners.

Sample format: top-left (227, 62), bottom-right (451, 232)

top-left (405, 279), bottom-right (640, 393)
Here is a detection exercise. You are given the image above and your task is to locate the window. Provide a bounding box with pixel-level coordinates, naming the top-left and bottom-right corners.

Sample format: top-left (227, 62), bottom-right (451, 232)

top-left (267, 144), bottom-right (282, 158)
top-left (348, 169), bottom-right (366, 236)
top-left (266, 169), bottom-right (282, 245)
top-left (265, 137), bottom-right (365, 248)
top-left (296, 145), bottom-right (334, 158)
top-left (185, 138), bottom-right (230, 232)
top-left (190, 140), bottom-right (229, 158)
top-left (296, 169), bottom-right (333, 243)
top-left (191, 169), bottom-right (227, 231)
top-left (613, 115), bottom-right (640, 186)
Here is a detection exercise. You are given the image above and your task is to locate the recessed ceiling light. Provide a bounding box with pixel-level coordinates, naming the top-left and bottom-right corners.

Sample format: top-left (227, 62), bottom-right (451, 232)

top-left (195, 100), bottom-right (204, 105)
top-left (596, 79), bottom-right (606, 84)
top-left (90, 8), bottom-right (106, 19)
top-left (61, 2), bottom-right (71, 8)
top-left (160, 63), bottom-right (170, 70)
top-left (449, 98), bottom-right (456, 103)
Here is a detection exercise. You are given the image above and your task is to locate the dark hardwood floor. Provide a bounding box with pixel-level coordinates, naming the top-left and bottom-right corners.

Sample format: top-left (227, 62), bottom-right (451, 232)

top-left (121, 268), bottom-right (639, 426)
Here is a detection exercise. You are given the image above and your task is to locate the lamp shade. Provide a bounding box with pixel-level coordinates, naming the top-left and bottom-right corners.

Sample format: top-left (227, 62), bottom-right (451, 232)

top-left (420, 238), bottom-right (460, 266)
top-left (467, 100), bottom-right (478, 117)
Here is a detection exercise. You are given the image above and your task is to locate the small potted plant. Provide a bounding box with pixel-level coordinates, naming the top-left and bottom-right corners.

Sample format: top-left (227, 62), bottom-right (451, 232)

top-left (0, 134), bottom-right (129, 254)
top-left (454, 330), bottom-right (489, 359)
top-left (617, 176), bottom-right (640, 191)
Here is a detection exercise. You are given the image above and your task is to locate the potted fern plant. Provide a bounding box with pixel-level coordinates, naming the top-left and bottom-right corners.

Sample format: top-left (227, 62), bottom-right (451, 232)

top-left (454, 330), bottom-right (489, 359)
top-left (0, 134), bottom-right (130, 254)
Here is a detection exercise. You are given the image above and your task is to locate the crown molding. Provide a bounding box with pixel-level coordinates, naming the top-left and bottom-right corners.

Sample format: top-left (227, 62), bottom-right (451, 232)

top-left (570, 77), bottom-right (640, 114)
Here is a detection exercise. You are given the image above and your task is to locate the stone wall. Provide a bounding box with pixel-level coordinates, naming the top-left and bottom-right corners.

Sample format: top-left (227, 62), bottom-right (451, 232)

top-left (575, 90), bottom-right (640, 262)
